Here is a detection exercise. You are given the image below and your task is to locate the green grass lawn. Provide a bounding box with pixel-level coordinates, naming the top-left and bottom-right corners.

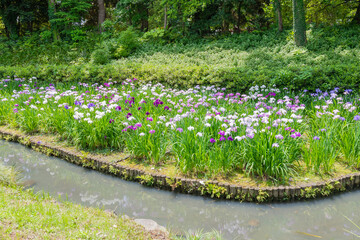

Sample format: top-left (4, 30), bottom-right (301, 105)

top-left (0, 164), bottom-right (222, 240)
top-left (0, 165), bottom-right (152, 240)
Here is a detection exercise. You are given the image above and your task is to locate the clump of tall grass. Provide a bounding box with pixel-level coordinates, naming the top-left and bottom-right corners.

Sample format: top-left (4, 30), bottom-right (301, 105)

top-left (0, 164), bottom-right (19, 186)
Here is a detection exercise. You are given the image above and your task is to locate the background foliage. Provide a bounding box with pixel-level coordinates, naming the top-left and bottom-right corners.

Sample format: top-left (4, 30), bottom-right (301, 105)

top-left (0, 0), bottom-right (359, 91)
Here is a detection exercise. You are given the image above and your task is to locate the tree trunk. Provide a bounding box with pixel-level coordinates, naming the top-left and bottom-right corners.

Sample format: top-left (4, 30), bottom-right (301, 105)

top-left (164, 6), bottom-right (167, 30)
top-left (352, 1), bottom-right (360, 24)
top-left (0, 3), bottom-right (19, 39)
top-left (292, 0), bottom-right (307, 46)
top-left (26, 20), bottom-right (34, 33)
top-left (222, 2), bottom-right (230, 34)
top-left (222, 20), bottom-right (229, 34)
top-left (140, 6), bottom-right (149, 32)
top-left (234, 2), bottom-right (245, 33)
top-left (2, 14), bottom-right (19, 39)
top-left (274, 0), bottom-right (283, 32)
top-left (48, 0), bottom-right (60, 41)
top-left (98, 0), bottom-right (105, 31)
top-left (127, 6), bottom-right (132, 25)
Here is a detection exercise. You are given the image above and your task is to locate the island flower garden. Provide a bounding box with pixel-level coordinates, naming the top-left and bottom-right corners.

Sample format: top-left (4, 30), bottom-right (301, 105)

top-left (1, 77), bottom-right (360, 184)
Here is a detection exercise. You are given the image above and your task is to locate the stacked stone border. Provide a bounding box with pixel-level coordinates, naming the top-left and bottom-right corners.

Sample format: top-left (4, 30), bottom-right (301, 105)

top-left (1, 129), bottom-right (360, 203)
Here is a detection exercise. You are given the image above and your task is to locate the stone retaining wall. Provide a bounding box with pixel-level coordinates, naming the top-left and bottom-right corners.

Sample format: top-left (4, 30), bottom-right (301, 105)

top-left (1, 129), bottom-right (359, 203)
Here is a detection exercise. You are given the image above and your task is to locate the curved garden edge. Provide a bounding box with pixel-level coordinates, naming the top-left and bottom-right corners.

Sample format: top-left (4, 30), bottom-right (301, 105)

top-left (1, 128), bottom-right (360, 203)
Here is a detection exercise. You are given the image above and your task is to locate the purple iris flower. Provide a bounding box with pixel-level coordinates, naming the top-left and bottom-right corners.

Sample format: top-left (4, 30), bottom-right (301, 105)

top-left (313, 136), bottom-right (320, 140)
top-left (176, 128), bottom-right (183, 133)
top-left (116, 106), bottom-right (122, 111)
top-left (64, 105), bottom-right (69, 109)
top-left (153, 99), bottom-right (164, 107)
top-left (246, 133), bottom-right (255, 139)
top-left (354, 115), bottom-right (360, 121)
top-left (219, 136), bottom-right (226, 141)
top-left (128, 126), bottom-right (137, 130)
top-left (275, 134), bottom-right (283, 140)
top-left (109, 119), bottom-right (114, 124)
top-left (149, 130), bottom-right (155, 134)
top-left (227, 136), bottom-right (234, 141)
top-left (209, 138), bottom-right (216, 143)
top-left (164, 106), bottom-right (170, 110)
top-left (87, 103), bottom-right (96, 108)
top-left (74, 101), bottom-right (82, 106)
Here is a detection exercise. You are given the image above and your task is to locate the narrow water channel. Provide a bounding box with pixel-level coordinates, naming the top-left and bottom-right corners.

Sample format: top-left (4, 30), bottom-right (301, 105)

top-left (1, 140), bottom-right (359, 240)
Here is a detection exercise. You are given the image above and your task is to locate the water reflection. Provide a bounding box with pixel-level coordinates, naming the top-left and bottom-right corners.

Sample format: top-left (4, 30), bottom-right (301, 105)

top-left (1, 140), bottom-right (359, 240)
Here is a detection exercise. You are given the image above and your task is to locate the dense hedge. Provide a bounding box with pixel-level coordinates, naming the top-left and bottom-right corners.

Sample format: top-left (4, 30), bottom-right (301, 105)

top-left (1, 61), bottom-right (360, 92)
top-left (1, 25), bottom-right (360, 92)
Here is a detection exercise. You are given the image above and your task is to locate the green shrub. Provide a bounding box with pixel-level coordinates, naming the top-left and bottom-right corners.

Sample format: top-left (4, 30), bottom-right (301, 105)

top-left (91, 48), bottom-right (111, 65)
top-left (142, 28), bottom-right (166, 44)
top-left (116, 27), bottom-right (140, 56)
top-left (101, 38), bottom-right (119, 53)
top-left (70, 29), bottom-right (87, 43)
top-left (99, 27), bottom-right (141, 59)
top-left (1, 59), bottom-right (359, 93)
top-left (114, 45), bottom-right (132, 58)
top-left (39, 30), bottom-right (53, 43)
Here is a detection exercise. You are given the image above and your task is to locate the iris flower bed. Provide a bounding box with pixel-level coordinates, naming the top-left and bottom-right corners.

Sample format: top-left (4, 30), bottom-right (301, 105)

top-left (0, 77), bottom-right (359, 184)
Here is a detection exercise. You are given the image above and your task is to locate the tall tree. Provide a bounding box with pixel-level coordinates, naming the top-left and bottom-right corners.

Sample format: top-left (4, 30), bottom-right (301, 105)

top-left (116, 0), bottom-right (150, 31)
top-left (273, 0), bottom-right (283, 31)
top-left (292, 0), bottom-right (306, 46)
top-left (50, 0), bottom-right (92, 38)
top-left (0, 0), bottom-right (48, 39)
top-left (0, 0), bottom-right (21, 39)
top-left (49, 0), bottom-right (60, 41)
top-left (164, 4), bottom-right (167, 30)
top-left (352, 1), bottom-right (360, 24)
top-left (98, 0), bottom-right (105, 31)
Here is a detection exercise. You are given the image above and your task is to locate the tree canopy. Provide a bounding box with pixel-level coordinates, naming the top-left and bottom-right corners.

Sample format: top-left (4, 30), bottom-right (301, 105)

top-left (0, 0), bottom-right (359, 45)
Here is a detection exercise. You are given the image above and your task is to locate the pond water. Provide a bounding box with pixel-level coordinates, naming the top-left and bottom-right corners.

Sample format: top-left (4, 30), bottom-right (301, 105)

top-left (1, 140), bottom-right (359, 239)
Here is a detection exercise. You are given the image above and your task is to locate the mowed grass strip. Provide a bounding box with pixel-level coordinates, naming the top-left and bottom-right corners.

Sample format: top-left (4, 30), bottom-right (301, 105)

top-left (0, 165), bottom-right (152, 240)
